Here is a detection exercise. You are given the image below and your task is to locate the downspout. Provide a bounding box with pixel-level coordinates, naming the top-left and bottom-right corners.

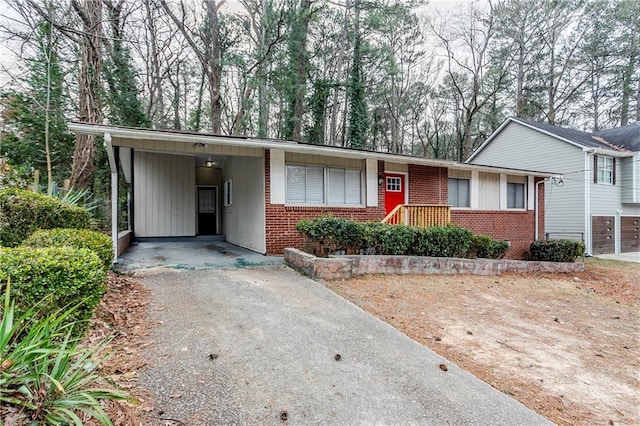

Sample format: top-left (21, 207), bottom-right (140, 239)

top-left (584, 149), bottom-right (595, 255)
top-left (104, 133), bottom-right (118, 263)
top-left (535, 178), bottom-right (546, 241)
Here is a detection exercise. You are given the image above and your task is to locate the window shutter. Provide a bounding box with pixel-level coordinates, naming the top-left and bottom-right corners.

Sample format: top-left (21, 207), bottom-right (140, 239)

top-left (612, 158), bottom-right (616, 185)
top-left (593, 155), bottom-right (598, 184)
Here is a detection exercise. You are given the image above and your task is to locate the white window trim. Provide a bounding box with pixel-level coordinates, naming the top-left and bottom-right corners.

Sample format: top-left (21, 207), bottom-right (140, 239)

top-left (506, 181), bottom-right (526, 210)
top-left (383, 171), bottom-right (409, 205)
top-left (596, 155), bottom-right (614, 185)
top-left (285, 163), bottom-right (365, 207)
top-left (448, 177), bottom-right (471, 208)
top-left (224, 179), bottom-right (232, 206)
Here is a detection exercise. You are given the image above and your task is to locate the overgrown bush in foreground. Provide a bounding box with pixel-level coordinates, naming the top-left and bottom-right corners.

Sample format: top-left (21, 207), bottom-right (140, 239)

top-left (0, 283), bottom-right (129, 425)
top-left (24, 228), bottom-right (113, 269)
top-left (529, 239), bottom-right (585, 262)
top-left (0, 246), bottom-right (107, 336)
top-left (0, 188), bottom-right (90, 247)
top-left (296, 217), bottom-right (509, 259)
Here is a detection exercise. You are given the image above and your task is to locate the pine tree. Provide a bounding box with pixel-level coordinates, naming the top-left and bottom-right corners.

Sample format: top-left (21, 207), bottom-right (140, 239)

top-left (0, 21), bottom-right (74, 192)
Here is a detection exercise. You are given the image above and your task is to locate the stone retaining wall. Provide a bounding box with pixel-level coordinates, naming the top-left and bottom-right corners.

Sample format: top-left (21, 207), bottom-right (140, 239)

top-left (284, 248), bottom-right (585, 281)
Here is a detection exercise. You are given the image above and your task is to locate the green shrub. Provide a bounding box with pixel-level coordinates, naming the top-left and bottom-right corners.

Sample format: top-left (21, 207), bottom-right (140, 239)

top-left (0, 284), bottom-right (129, 425)
top-left (296, 216), bottom-right (364, 255)
top-left (24, 228), bottom-right (113, 270)
top-left (0, 188), bottom-right (90, 247)
top-left (0, 246), bottom-right (107, 335)
top-left (529, 239), bottom-right (585, 262)
top-left (412, 225), bottom-right (473, 257)
top-left (468, 234), bottom-right (510, 259)
top-left (364, 223), bottom-right (416, 255)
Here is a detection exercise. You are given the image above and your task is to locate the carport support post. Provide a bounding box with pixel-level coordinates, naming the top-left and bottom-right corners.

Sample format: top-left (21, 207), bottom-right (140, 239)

top-left (105, 133), bottom-right (118, 263)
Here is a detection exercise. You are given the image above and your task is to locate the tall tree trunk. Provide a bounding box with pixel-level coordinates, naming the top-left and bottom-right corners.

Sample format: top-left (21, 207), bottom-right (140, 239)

top-left (70, 0), bottom-right (102, 189)
top-left (205, 0), bottom-right (222, 134)
top-left (328, 5), bottom-right (349, 146)
top-left (283, 0), bottom-right (311, 141)
top-left (144, 0), bottom-right (166, 127)
top-left (257, 0), bottom-right (269, 138)
top-left (620, 59), bottom-right (635, 125)
top-left (636, 77), bottom-right (640, 122)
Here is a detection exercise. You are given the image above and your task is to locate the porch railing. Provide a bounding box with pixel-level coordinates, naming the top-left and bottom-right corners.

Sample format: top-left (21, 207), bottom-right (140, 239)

top-left (381, 204), bottom-right (451, 227)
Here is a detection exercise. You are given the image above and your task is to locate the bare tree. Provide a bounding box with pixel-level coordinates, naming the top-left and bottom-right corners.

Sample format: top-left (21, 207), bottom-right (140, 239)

top-left (160, 0), bottom-right (223, 133)
top-left (68, 0), bottom-right (102, 188)
top-left (429, 1), bottom-right (511, 161)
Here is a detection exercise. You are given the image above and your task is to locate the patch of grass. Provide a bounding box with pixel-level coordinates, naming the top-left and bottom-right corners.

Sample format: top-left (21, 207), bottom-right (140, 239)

top-left (585, 257), bottom-right (640, 271)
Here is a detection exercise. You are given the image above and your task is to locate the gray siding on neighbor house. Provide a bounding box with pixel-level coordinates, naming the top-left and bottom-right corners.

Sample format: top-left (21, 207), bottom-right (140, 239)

top-left (590, 156), bottom-right (623, 217)
top-left (133, 151), bottom-right (196, 237)
top-left (621, 155), bottom-right (640, 205)
top-left (470, 121), bottom-right (586, 237)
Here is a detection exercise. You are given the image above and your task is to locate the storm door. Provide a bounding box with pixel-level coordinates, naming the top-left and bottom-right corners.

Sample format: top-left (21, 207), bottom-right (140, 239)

top-left (198, 187), bottom-right (218, 235)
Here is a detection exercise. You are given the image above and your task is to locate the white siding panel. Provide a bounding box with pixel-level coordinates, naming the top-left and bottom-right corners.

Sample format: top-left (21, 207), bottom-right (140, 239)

top-left (449, 169), bottom-right (471, 179)
top-left (478, 172), bottom-right (499, 209)
top-left (133, 151), bottom-right (196, 237)
top-left (270, 149), bottom-right (285, 204)
top-left (385, 162), bottom-right (408, 173)
top-left (469, 121), bottom-right (586, 235)
top-left (285, 152), bottom-right (362, 168)
top-left (223, 157), bottom-right (266, 253)
top-left (366, 159), bottom-right (378, 207)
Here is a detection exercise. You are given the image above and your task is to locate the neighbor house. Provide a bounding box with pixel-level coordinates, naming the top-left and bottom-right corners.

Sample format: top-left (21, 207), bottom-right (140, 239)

top-left (68, 122), bottom-right (557, 261)
top-left (467, 117), bottom-right (640, 255)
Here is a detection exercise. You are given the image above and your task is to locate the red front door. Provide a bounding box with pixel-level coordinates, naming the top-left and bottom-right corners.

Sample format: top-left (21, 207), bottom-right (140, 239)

top-left (384, 173), bottom-right (405, 215)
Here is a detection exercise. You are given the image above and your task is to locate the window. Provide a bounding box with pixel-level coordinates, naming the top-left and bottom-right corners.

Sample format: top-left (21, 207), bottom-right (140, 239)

top-left (286, 164), bottom-right (362, 205)
top-left (448, 178), bottom-right (470, 207)
top-left (507, 182), bottom-right (525, 209)
top-left (224, 179), bottom-right (232, 206)
top-left (386, 177), bottom-right (401, 192)
top-left (595, 155), bottom-right (615, 185)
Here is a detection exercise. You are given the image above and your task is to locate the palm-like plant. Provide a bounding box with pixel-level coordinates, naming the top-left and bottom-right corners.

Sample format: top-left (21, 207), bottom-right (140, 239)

top-left (0, 281), bottom-right (130, 425)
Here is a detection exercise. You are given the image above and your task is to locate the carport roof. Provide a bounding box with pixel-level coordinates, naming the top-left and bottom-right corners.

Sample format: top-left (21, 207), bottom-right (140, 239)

top-left (68, 121), bottom-right (559, 178)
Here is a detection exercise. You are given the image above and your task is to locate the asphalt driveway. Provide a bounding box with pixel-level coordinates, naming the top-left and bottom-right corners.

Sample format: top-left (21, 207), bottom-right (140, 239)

top-left (130, 253), bottom-right (550, 425)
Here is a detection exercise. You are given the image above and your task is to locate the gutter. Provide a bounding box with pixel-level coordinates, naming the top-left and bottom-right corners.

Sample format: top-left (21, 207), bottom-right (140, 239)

top-left (68, 122), bottom-right (558, 179)
top-left (584, 149), bottom-right (593, 255)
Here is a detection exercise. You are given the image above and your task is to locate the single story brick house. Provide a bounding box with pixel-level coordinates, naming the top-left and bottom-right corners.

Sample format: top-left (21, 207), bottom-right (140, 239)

top-left (68, 123), bottom-right (557, 261)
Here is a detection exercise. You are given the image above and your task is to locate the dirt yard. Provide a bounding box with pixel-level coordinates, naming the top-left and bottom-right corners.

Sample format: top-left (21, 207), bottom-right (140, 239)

top-left (326, 258), bottom-right (640, 425)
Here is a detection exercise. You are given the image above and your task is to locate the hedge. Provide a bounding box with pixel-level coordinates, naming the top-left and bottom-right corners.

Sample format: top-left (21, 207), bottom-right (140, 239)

top-left (529, 239), bottom-right (585, 262)
top-left (468, 234), bottom-right (510, 259)
top-left (296, 217), bottom-right (508, 259)
top-left (0, 188), bottom-right (90, 247)
top-left (0, 246), bottom-right (107, 335)
top-left (24, 228), bottom-right (113, 270)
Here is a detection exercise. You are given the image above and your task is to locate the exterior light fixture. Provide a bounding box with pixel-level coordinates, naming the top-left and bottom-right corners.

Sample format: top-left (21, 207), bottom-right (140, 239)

top-left (205, 160), bottom-right (215, 168)
top-left (378, 172), bottom-right (384, 185)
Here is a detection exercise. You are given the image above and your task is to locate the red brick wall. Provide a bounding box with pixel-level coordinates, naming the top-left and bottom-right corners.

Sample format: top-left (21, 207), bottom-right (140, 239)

top-left (264, 152), bottom-right (545, 259)
top-left (408, 164), bottom-right (448, 204)
top-left (265, 152), bottom-right (386, 254)
top-left (451, 210), bottom-right (535, 259)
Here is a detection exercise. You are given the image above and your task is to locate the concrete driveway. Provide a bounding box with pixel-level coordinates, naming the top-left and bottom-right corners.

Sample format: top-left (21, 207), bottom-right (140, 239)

top-left (126, 245), bottom-right (550, 425)
top-left (595, 252), bottom-right (640, 263)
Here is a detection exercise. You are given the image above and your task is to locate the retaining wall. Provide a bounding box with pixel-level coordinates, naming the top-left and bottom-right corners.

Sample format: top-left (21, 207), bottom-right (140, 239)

top-left (284, 248), bottom-right (585, 281)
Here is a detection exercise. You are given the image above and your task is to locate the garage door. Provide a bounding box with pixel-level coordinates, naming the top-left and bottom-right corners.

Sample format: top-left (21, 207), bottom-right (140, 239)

top-left (592, 216), bottom-right (615, 255)
top-left (621, 216), bottom-right (640, 253)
